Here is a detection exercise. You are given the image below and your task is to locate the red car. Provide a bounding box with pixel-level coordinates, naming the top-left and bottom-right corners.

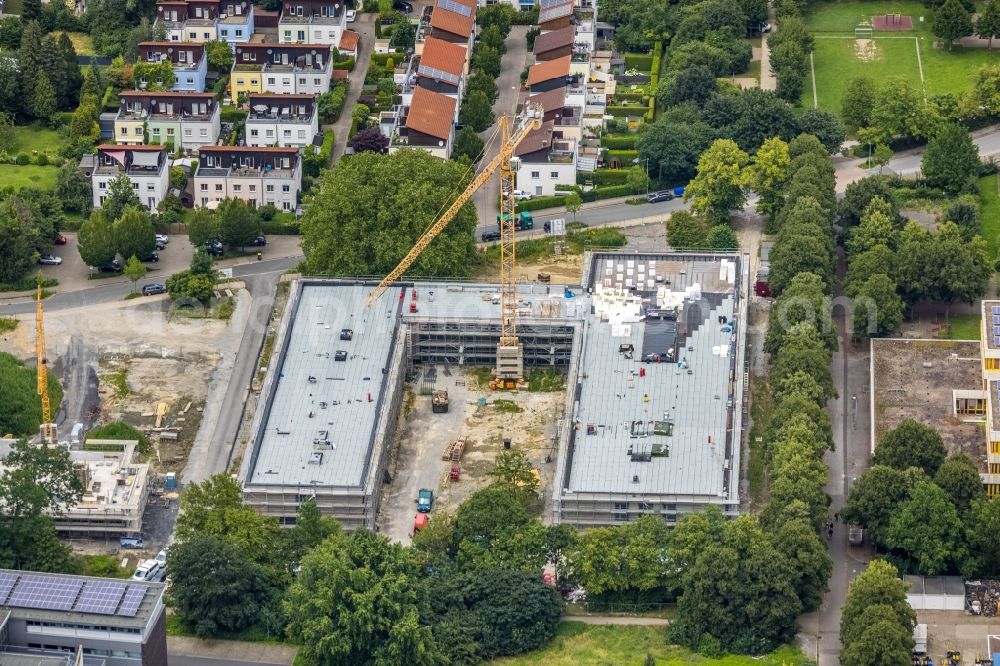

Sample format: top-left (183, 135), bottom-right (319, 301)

top-left (54, 234), bottom-right (67, 245)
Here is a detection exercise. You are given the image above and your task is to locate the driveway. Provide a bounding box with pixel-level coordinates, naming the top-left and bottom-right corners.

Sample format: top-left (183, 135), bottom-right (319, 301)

top-left (329, 12), bottom-right (376, 162)
top-left (470, 26), bottom-right (530, 226)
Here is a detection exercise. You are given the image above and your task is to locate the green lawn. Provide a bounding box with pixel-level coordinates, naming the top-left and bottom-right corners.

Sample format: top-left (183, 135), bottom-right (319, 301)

top-left (978, 174), bottom-right (1000, 258)
top-left (803, 1), bottom-right (1000, 112)
top-left (3, 0), bottom-right (23, 14)
top-left (54, 32), bottom-right (95, 56)
top-left (489, 623), bottom-right (808, 666)
top-left (943, 313), bottom-right (982, 340)
top-left (0, 164), bottom-right (59, 190)
top-left (11, 125), bottom-right (63, 157)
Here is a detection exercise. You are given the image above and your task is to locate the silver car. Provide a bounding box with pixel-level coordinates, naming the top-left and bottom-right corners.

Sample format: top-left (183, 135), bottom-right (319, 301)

top-left (38, 254), bottom-right (62, 265)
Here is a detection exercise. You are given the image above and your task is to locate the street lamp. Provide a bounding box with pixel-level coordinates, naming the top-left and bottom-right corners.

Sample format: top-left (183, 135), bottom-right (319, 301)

top-left (632, 157), bottom-right (650, 195)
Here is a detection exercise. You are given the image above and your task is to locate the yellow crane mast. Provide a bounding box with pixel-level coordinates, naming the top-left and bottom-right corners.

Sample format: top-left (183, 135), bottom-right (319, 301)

top-left (36, 284), bottom-right (55, 443)
top-left (365, 106), bottom-right (542, 384)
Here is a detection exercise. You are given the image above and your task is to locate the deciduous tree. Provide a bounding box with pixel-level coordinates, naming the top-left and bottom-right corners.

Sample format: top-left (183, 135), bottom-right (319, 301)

top-left (746, 136), bottom-right (789, 217)
top-left (451, 126), bottom-right (485, 163)
top-left (853, 273), bottom-right (904, 338)
top-left (123, 255), bottom-right (147, 293)
top-left (935, 453), bottom-right (984, 514)
top-left (488, 450), bottom-right (539, 500)
top-left (978, 0), bottom-right (1000, 46)
top-left (102, 173), bottom-right (142, 223)
top-left (666, 211), bottom-right (710, 249)
top-left (217, 198), bottom-right (262, 251)
top-left (113, 207), bottom-right (156, 262)
top-left (872, 419), bottom-right (947, 476)
top-left (934, 0), bottom-right (974, 49)
top-left (886, 479), bottom-right (966, 574)
top-left (840, 560), bottom-right (915, 661)
top-left (922, 123), bottom-right (980, 194)
top-left (459, 90), bottom-right (494, 133)
top-left (684, 138), bottom-right (748, 225)
top-left (186, 208), bottom-right (219, 247)
top-left (77, 211), bottom-right (117, 269)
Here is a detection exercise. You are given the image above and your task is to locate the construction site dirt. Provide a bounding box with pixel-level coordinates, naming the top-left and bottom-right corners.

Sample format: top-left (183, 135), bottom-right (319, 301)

top-left (378, 367), bottom-right (565, 544)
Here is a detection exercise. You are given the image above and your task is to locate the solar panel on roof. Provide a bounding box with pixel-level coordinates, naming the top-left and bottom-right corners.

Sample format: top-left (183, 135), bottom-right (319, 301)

top-left (75, 580), bottom-right (128, 615)
top-left (436, 0), bottom-right (471, 16)
top-left (0, 572), bottom-right (17, 605)
top-left (539, 0), bottom-right (563, 8)
top-left (417, 63), bottom-right (461, 86)
top-left (7, 575), bottom-right (83, 612)
top-left (538, 1), bottom-right (571, 22)
top-left (118, 585), bottom-right (147, 617)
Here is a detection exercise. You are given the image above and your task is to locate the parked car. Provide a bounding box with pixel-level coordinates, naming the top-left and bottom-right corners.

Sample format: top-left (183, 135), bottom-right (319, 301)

top-left (205, 241), bottom-right (224, 256)
top-left (141, 251), bottom-right (159, 263)
top-left (155, 240), bottom-right (166, 251)
top-left (647, 191), bottom-right (674, 203)
top-left (761, 22), bottom-right (772, 32)
top-left (142, 283), bottom-right (167, 296)
top-left (99, 260), bottom-right (122, 273)
top-left (38, 254), bottom-right (62, 265)
top-left (155, 234), bottom-right (169, 244)
top-left (512, 190), bottom-right (532, 201)
top-left (346, 8), bottom-right (357, 21)
top-left (251, 234), bottom-right (267, 247)
top-left (481, 230), bottom-right (501, 242)
top-left (54, 234), bottom-right (67, 245)
top-left (417, 488), bottom-right (433, 513)
top-left (393, 0), bottom-right (413, 12)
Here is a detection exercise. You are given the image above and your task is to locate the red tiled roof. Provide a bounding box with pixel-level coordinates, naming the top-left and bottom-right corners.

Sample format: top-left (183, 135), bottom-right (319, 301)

top-left (406, 86), bottom-right (457, 141)
top-left (339, 30), bottom-right (360, 51)
top-left (419, 37), bottom-right (467, 78)
top-left (533, 25), bottom-right (574, 54)
top-left (332, 69), bottom-right (349, 81)
top-left (526, 55), bottom-right (571, 86)
top-left (430, 0), bottom-right (475, 38)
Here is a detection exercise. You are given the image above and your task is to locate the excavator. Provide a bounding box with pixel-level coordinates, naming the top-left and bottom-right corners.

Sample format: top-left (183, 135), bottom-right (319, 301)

top-left (365, 104), bottom-right (543, 388)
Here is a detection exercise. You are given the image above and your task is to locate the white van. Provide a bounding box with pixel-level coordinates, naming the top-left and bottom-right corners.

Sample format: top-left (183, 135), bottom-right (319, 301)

top-left (70, 423), bottom-right (84, 446)
top-left (132, 559), bottom-right (162, 581)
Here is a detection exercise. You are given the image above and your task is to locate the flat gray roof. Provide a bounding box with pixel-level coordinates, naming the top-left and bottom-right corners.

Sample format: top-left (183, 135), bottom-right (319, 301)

top-left (250, 284), bottom-right (405, 488)
top-left (569, 254), bottom-right (743, 498)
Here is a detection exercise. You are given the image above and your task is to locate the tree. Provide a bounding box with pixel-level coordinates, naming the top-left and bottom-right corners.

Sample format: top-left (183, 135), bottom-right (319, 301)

top-left (872, 419), bottom-right (947, 476)
top-left (706, 224), bottom-right (737, 249)
top-left (845, 245), bottom-right (894, 297)
top-left (841, 560), bottom-right (915, 666)
top-left (428, 568), bottom-right (562, 662)
top-left (30, 70), bottom-right (57, 123)
top-left (853, 274), bottom-right (904, 338)
top-left (0, 112), bottom-right (15, 154)
top-left (935, 453), bottom-right (983, 514)
top-left (283, 500), bottom-right (341, 570)
top-left (745, 136), bottom-right (790, 217)
top-left (943, 196), bottom-right (981, 240)
top-left (765, 271), bottom-right (836, 353)
top-left (0, 57), bottom-right (20, 117)
top-left (965, 496), bottom-right (1000, 576)
top-left (0, 201), bottom-right (39, 283)
top-left (168, 535), bottom-right (277, 638)
top-left (166, 270), bottom-right (215, 304)
top-left (841, 77), bottom-right (877, 129)
top-left (772, 518), bottom-right (833, 611)
top-left (459, 90), bottom-right (494, 133)
top-left (80, 64), bottom-right (102, 100)
top-left (637, 118), bottom-right (716, 184)
top-left (190, 248), bottom-right (215, 275)
top-left (724, 88), bottom-right (799, 154)
top-left (840, 176), bottom-right (899, 228)
top-left (871, 143), bottom-right (893, 173)
top-left (660, 64), bottom-right (717, 108)
top-left (187, 208), bottom-right (219, 247)
top-left (934, 0), bottom-right (974, 49)
top-left (922, 123), bottom-right (980, 194)
top-left (22, 0), bottom-right (41, 22)
top-left (465, 69), bottom-right (498, 103)
top-left (480, 24), bottom-right (506, 54)
top-left (77, 211), bottom-right (117, 269)
top-left (349, 126), bottom-right (389, 154)
top-left (627, 164), bottom-right (649, 194)
top-left (113, 207), bottom-right (156, 262)
top-left (204, 40), bottom-right (234, 73)
top-left (102, 173), bottom-right (142, 223)
top-left (390, 18), bottom-right (416, 49)
top-left (666, 211), bottom-right (710, 249)
top-left (568, 515), bottom-right (672, 597)
top-left (451, 126), bottom-right (485, 163)
top-left (768, 224), bottom-right (835, 297)
top-left (123, 255), bottom-right (147, 293)
top-left (217, 198), bottom-right (262, 251)
top-left (285, 530), bottom-right (443, 666)
top-left (564, 192), bottom-right (582, 220)
top-left (488, 450), bottom-right (538, 500)
top-left (301, 150), bottom-right (478, 278)
top-left (175, 474), bottom-right (283, 570)
top-left (840, 464), bottom-right (927, 544)
top-left (448, 487), bottom-right (548, 574)
top-left (797, 108), bottom-right (846, 154)
top-left (471, 45), bottom-right (502, 79)
top-left (770, 325), bottom-right (837, 402)
top-left (683, 138), bottom-right (748, 225)
top-left (979, 0), bottom-right (1000, 47)
top-left (886, 479), bottom-right (966, 574)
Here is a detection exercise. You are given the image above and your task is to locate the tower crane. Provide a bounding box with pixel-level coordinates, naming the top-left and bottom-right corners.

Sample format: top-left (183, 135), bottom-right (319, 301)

top-left (365, 105), bottom-right (543, 386)
top-left (36, 284), bottom-right (55, 443)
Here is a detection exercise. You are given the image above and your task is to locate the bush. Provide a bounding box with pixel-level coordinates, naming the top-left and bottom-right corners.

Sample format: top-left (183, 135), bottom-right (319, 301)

top-left (624, 53), bottom-right (654, 72)
top-left (221, 107), bottom-right (247, 124)
top-left (511, 8), bottom-right (538, 24)
top-left (15, 153), bottom-right (29, 165)
top-left (261, 215), bottom-right (300, 234)
top-left (332, 56), bottom-right (355, 70)
top-left (516, 195), bottom-right (568, 212)
top-left (85, 421), bottom-right (149, 448)
top-left (212, 75), bottom-right (230, 100)
top-left (581, 184), bottom-right (634, 202)
top-left (606, 149), bottom-right (640, 163)
top-left (35, 153), bottom-right (48, 166)
top-left (600, 135), bottom-right (639, 150)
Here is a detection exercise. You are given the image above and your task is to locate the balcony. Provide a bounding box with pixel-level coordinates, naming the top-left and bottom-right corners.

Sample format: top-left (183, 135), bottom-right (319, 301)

top-left (279, 7), bottom-right (344, 25)
top-left (247, 109), bottom-right (315, 123)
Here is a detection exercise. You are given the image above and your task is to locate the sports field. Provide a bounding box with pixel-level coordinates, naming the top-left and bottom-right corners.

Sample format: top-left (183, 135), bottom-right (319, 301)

top-left (803, 1), bottom-right (1000, 113)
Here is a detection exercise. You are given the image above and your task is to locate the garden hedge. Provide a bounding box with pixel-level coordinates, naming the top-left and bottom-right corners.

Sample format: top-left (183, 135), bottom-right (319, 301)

top-left (623, 53), bottom-right (654, 72)
top-left (600, 135), bottom-right (639, 150)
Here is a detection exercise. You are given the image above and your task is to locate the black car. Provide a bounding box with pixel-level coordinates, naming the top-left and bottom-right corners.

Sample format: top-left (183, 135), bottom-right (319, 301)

top-left (647, 191), bottom-right (674, 204)
top-left (142, 283), bottom-right (167, 296)
top-left (155, 240), bottom-right (166, 251)
top-left (251, 234), bottom-right (267, 247)
top-left (99, 260), bottom-right (122, 273)
top-left (141, 251), bottom-right (159, 263)
top-left (481, 230), bottom-right (501, 242)
top-left (393, 0), bottom-right (412, 11)
top-left (205, 241), bottom-right (224, 256)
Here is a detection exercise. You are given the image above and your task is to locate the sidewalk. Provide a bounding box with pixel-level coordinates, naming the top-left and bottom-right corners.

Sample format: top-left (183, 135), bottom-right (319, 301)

top-left (329, 13), bottom-right (375, 162)
top-left (168, 636), bottom-right (297, 664)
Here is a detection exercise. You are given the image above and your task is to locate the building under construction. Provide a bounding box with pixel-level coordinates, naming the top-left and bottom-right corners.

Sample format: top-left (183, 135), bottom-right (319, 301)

top-left (240, 251), bottom-right (749, 529)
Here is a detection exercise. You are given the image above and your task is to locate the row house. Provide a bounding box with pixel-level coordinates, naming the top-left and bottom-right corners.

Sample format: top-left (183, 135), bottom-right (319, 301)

top-left (115, 91), bottom-right (220, 151)
top-left (538, 0), bottom-right (574, 32)
top-left (91, 145), bottom-right (171, 211)
top-left (389, 86), bottom-right (457, 158)
top-left (533, 25), bottom-right (573, 61)
top-left (279, 0), bottom-right (346, 46)
top-left (526, 86), bottom-right (582, 141)
top-left (245, 93), bottom-right (319, 148)
top-left (139, 42), bottom-right (208, 92)
top-left (156, 0), bottom-right (255, 46)
top-left (427, 0), bottom-right (475, 49)
top-left (231, 43), bottom-right (333, 97)
top-left (514, 120), bottom-right (577, 196)
top-left (415, 37), bottom-right (467, 100)
top-left (194, 146), bottom-right (302, 210)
